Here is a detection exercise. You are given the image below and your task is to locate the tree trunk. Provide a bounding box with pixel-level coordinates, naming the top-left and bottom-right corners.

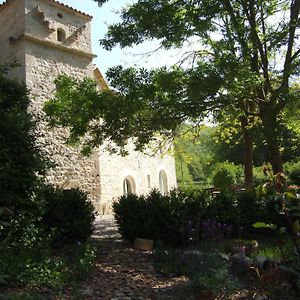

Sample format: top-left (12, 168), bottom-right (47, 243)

top-left (240, 115), bottom-right (254, 190)
top-left (260, 106), bottom-right (283, 174)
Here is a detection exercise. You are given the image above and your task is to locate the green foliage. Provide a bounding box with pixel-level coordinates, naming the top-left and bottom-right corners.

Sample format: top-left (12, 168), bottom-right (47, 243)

top-left (211, 161), bottom-right (243, 191)
top-left (45, 64), bottom-right (223, 154)
top-left (113, 189), bottom-right (209, 246)
top-left (0, 72), bottom-right (46, 210)
top-left (206, 192), bottom-right (238, 227)
top-left (252, 222), bottom-right (277, 229)
top-left (174, 125), bottom-right (216, 187)
top-left (39, 185), bottom-right (95, 244)
top-left (204, 188), bottom-right (279, 234)
top-left (237, 190), bottom-right (279, 231)
top-left (0, 294), bottom-right (45, 300)
top-left (253, 173), bottom-right (300, 294)
top-left (1, 207), bottom-right (95, 287)
top-left (0, 206), bottom-right (12, 284)
top-left (285, 160), bottom-right (300, 185)
top-left (114, 186), bottom-right (281, 245)
top-left (1, 211), bottom-right (49, 285)
top-left (88, 0), bottom-right (300, 175)
top-left (0, 68), bottom-right (95, 290)
top-left (153, 249), bottom-right (234, 293)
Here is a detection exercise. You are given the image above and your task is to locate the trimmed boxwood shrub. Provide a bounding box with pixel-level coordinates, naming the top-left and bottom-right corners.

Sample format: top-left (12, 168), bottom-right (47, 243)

top-left (113, 189), bottom-right (209, 246)
top-left (114, 187), bottom-right (281, 246)
top-left (40, 185), bottom-right (95, 243)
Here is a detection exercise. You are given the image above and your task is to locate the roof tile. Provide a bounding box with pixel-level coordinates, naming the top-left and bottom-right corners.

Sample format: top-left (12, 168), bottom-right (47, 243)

top-left (0, 0), bottom-right (92, 18)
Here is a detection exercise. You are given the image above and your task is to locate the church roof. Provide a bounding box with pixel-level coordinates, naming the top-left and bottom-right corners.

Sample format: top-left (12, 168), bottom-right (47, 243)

top-left (0, 0), bottom-right (92, 19)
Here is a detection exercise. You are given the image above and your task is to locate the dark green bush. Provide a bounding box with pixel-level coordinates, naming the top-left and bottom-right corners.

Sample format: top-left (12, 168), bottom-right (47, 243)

top-left (153, 248), bottom-right (230, 293)
top-left (0, 211), bottom-right (52, 285)
top-left (113, 189), bottom-right (209, 246)
top-left (0, 67), bottom-right (95, 289)
top-left (205, 189), bottom-right (280, 233)
top-left (40, 185), bottom-right (95, 243)
top-left (211, 162), bottom-right (243, 191)
top-left (205, 191), bottom-right (238, 226)
top-left (0, 72), bottom-right (46, 211)
top-left (285, 160), bottom-right (300, 185)
top-left (236, 189), bottom-right (280, 231)
top-left (1, 208), bottom-right (96, 287)
top-left (114, 186), bottom-right (281, 246)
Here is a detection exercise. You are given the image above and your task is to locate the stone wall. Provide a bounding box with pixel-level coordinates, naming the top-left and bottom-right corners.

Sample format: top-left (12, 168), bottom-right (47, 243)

top-left (0, 0), bottom-right (26, 81)
top-left (22, 0), bottom-right (101, 208)
top-left (98, 143), bottom-right (177, 214)
top-left (24, 0), bottom-right (92, 53)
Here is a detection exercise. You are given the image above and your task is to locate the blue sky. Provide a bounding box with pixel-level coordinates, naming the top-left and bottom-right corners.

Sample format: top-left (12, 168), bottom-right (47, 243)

top-left (60, 0), bottom-right (185, 72)
top-left (58, 0), bottom-right (130, 72)
top-left (0, 0), bottom-right (183, 73)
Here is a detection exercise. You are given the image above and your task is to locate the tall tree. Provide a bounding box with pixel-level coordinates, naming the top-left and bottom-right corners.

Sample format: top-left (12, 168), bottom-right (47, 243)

top-left (95, 0), bottom-right (300, 173)
top-left (46, 0), bottom-right (300, 177)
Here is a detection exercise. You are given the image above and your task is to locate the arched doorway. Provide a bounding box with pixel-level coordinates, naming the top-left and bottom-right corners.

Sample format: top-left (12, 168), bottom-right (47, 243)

top-left (159, 170), bottom-right (168, 195)
top-left (123, 176), bottom-right (136, 195)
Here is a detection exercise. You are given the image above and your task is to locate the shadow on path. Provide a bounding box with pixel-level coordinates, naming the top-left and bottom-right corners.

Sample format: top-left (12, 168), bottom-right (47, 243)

top-left (78, 214), bottom-right (196, 300)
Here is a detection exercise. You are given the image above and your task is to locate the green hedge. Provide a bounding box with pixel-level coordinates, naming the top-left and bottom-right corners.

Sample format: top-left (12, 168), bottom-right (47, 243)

top-left (113, 187), bottom-right (280, 245)
top-left (113, 189), bottom-right (208, 246)
top-left (39, 185), bottom-right (95, 244)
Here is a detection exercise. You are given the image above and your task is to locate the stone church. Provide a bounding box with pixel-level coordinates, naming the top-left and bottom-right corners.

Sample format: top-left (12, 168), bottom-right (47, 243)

top-left (0, 0), bottom-right (177, 214)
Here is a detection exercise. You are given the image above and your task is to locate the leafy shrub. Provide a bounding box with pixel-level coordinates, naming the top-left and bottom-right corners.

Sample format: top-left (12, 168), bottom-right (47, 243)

top-left (211, 162), bottom-right (243, 191)
top-left (1, 209), bottom-right (95, 287)
top-left (238, 189), bottom-right (280, 231)
top-left (204, 188), bottom-right (280, 235)
top-left (0, 211), bottom-right (53, 286)
top-left (114, 186), bottom-right (281, 245)
top-left (113, 189), bottom-right (209, 246)
top-left (0, 71), bottom-right (46, 211)
top-left (153, 248), bottom-right (233, 293)
top-left (285, 160), bottom-right (300, 185)
top-left (205, 191), bottom-right (238, 226)
top-left (253, 166), bottom-right (268, 185)
top-left (18, 242), bottom-right (96, 287)
top-left (40, 185), bottom-right (95, 243)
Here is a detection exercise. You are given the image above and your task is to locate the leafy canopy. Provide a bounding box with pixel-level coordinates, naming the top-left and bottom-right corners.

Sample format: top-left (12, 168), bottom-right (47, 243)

top-left (45, 65), bottom-right (223, 153)
top-left (46, 0), bottom-right (300, 167)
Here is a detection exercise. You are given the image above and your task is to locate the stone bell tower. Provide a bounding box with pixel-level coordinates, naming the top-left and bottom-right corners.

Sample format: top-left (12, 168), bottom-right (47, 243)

top-left (0, 0), bottom-right (177, 214)
top-left (0, 0), bottom-right (102, 208)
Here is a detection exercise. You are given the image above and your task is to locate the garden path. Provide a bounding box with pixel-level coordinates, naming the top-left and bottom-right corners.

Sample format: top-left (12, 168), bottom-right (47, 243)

top-left (75, 214), bottom-right (195, 300)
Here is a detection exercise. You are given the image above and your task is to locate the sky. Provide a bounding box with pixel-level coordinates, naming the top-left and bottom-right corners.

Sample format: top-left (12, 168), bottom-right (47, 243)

top-left (0, 0), bottom-right (184, 74)
top-left (59, 0), bottom-right (192, 73)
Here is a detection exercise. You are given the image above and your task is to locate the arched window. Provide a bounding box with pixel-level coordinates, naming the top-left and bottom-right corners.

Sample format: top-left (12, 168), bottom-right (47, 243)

top-left (123, 176), bottom-right (136, 196)
top-left (57, 28), bottom-right (66, 42)
top-left (159, 170), bottom-right (168, 195)
top-left (147, 174), bottom-right (151, 189)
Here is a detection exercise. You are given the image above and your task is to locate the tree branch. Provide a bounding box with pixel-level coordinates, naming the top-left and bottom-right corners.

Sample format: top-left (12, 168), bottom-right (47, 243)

top-left (242, 0), bottom-right (272, 95)
top-left (281, 0), bottom-right (300, 92)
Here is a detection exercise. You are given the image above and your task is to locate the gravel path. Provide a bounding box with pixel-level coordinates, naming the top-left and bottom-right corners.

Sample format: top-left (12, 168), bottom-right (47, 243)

top-left (77, 215), bottom-right (194, 300)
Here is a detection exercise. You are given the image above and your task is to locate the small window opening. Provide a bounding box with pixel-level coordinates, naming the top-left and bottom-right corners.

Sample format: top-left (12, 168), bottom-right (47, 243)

top-left (57, 13), bottom-right (63, 18)
top-left (159, 170), bottom-right (168, 196)
top-left (57, 28), bottom-right (66, 42)
top-left (147, 175), bottom-right (151, 189)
